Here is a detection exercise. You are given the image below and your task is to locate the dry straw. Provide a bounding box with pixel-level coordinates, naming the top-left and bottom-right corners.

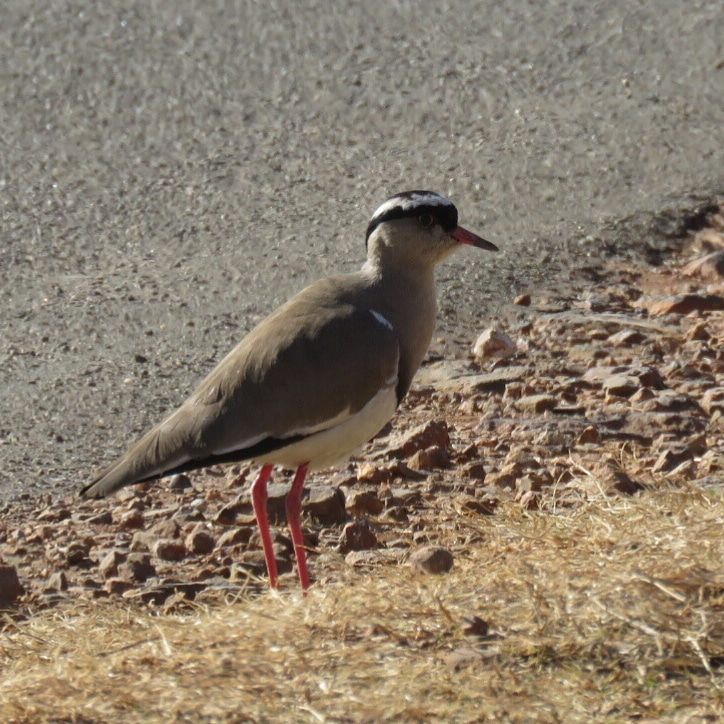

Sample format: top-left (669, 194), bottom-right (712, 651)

top-left (1, 482), bottom-right (722, 722)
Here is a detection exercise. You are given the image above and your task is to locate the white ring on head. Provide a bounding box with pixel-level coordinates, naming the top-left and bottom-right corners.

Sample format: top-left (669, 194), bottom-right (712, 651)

top-left (370, 192), bottom-right (453, 223)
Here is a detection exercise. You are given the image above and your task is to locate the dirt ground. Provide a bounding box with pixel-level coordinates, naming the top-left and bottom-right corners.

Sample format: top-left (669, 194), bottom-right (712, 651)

top-left (1, 0), bottom-right (723, 499)
top-left (0, 205), bottom-right (721, 721)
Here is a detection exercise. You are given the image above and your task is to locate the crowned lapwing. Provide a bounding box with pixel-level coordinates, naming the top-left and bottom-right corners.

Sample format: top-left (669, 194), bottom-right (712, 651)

top-left (81, 190), bottom-right (498, 590)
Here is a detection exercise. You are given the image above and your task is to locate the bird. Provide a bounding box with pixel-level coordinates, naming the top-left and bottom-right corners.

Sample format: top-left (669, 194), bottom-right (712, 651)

top-left (81, 190), bottom-right (498, 590)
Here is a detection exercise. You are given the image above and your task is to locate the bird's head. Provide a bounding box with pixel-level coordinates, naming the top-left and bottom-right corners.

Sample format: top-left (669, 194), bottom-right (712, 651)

top-left (365, 190), bottom-right (497, 268)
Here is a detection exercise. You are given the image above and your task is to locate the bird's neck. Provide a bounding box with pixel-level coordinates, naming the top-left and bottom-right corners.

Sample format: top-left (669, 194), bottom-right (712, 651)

top-left (361, 258), bottom-right (437, 399)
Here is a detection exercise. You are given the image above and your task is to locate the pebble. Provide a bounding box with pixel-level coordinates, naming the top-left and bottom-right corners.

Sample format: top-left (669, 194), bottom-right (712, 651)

top-left (577, 425), bottom-right (600, 444)
top-left (216, 527), bottom-right (252, 548)
top-left (130, 531), bottom-right (156, 552)
top-left (118, 553), bottom-right (156, 582)
top-left (115, 509), bottom-right (144, 530)
top-left (682, 250), bottom-right (724, 280)
top-left (0, 564), bottom-right (24, 605)
top-left (338, 519), bottom-right (378, 553)
top-left (345, 489), bottom-right (384, 516)
top-left (517, 394), bottom-right (558, 413)
top-left (464, 461), bottom-right (487, 481)
top-left (168, 473), bottom-right (192, 491)
top-left (105, 578), bottom-right (134, 595)
top-left (387, 420), bottom-right (451, 459)
top-left (603, 374), bottom-right (640, 398)
top-left (454, 495), bottom-right (497, 515)
top-left (45, 571), bottom-right (68, 592)
top-left (594, 460), bottom-right (645, 496)
top-left (407, 445), bottom-right (450, 471)
top-left (303, 486), bottom-right (346, 524)
top-left (87, 511), bottom-right (113, 525)
top-left (153, 539), bottom-right (187, 562)
top-left (409, 545), bottom-right (454, 574)
top-left (99, 550), bottom-right (126, 579)
top-left (472, 328), bottom-right (517, 362)
top-left (647, 293), bottom-right (724, 316)
top-left (607, 329), bottom-right (646, 346)
top-left (185, 526), bottom-right (216, 555)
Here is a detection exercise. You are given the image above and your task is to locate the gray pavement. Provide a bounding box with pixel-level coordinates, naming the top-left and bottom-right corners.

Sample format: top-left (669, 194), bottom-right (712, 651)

top-left (1, 0), bottom-right (722, 498)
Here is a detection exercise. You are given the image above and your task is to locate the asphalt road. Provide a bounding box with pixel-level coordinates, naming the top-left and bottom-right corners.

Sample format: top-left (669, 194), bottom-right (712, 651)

top-left (1, 0), bottom-right (722, 499)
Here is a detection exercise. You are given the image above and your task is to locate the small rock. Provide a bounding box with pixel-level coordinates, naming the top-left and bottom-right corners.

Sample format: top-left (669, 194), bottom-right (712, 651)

top-left (345, 489), bottom-right (384, 516)
top-left (388, 420), bottom-right (451, 459)
top-left (65, 541), bottom-right (91, 567)
top-left (647, 293), bottom-right (724, 316)
top-left (151, 519), bottom-right (181, 539)
top-left (115, 509), bottom-right (144, 530)
top-left (45, 571), bottom-right (69, 592)
top-left (607, 329), bottom-right (646, 347)
top-left (216, 527), bottom-right (252, 548)
top-left (235, 550), bottom-right (292, 576)
top-left (409, 545), bottom-right (454, 574)
top-left (701, 388), bottom-right (724, 416)
top-left (266, 483), bottom-right (291, 523)
top-left (168, 473), bottom-right (192, 491)
top-left (37, 507), bottom-right (71, 522)
top-left (407, 445), bottom-right (450, 471)
top-left (87, 511), bottom-right (113, 525)
top-left (454, 495), bottom-right (497, 515)
top-left (517, 394), bottom-right (558, 413)
top-left (652, 445), bottom-right (698, 474)
top-left (682, 250), bottom-right (724, 281)
top-left (464, 461), bottom-right (487, 481)
top-left (185, 526), bottom-right (216, 555)
top-left (130, 530), bottom-right (156, 552)
top-left (462, 616), bottom-right (490, 638)
top-left (486, 463), bottom-right (522, 490)
top-left (356, 463), bottom-right (393, 485)
top-left (118, 553), bottom-right (156, 582)
top-left (99, 550), bottom-right (127, 579)
top-left (0, 565), bottom-right (24, 605)
top-left (215, 499), bottom-right (249, 525)
top-left (472, 328), bottom-right (516, 362)
top-left (338, 519), bottom-right (378, 553)
top-left (105, 578), bottom-right (134, 595)
top-left (629, 387), bottom-right (656, 403)
top-left (640, 391), bottom-right (701, 413)
top-left (303, 486), bottom-right (346, 524)
top-left (584, 365), bottom-right (663, 389)
top-left (603, 375), bottom-right (639, 398)
top-left (515, 473), bottom-right (551, 494)
top-left (578, 426), bottom-right (600, 444)
top-left (153, 539), bottom-right (187, 562)
top-left (685, 321), bottom-right (710, 341)
top-left (594, 460), bottom-right (644, 496)
top-left (517, 490), bottom-right (541, 509)
top-left (513, 293), bottom-right (531, 306)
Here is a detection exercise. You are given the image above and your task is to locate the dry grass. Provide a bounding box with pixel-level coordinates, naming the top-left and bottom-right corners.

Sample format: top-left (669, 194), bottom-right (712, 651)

top-left (2, 483), bottom-right (722, 723)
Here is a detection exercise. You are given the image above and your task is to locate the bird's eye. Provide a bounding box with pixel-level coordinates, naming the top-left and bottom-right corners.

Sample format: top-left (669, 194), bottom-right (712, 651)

top-left (419, 214), bottom-right (435, 228)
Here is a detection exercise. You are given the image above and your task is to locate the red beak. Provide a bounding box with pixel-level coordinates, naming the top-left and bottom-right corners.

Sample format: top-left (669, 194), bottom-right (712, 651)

top-left (451, 226), bottom-right (498, 251)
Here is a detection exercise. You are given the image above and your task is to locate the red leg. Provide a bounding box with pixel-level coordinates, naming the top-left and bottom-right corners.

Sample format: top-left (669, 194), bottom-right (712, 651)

top-left (250, 464), bottom-right (278, 589)
top-left (286, 463), bottom-right (311, 590)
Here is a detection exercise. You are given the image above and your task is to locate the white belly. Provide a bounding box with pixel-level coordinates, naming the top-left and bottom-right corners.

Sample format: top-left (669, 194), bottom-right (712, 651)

top-left (254, 384), bottom-right (397, 470)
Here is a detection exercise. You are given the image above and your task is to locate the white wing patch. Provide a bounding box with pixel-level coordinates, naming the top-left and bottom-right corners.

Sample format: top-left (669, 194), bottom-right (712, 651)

top-left (369, 309), bottom-right (394, 332)
top-left (371, 192), bottom-right (453, 222)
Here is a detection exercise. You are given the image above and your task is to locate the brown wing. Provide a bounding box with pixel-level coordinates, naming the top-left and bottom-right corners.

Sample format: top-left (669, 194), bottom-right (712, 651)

top-left (81, 287), bottom-right (399, 498)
